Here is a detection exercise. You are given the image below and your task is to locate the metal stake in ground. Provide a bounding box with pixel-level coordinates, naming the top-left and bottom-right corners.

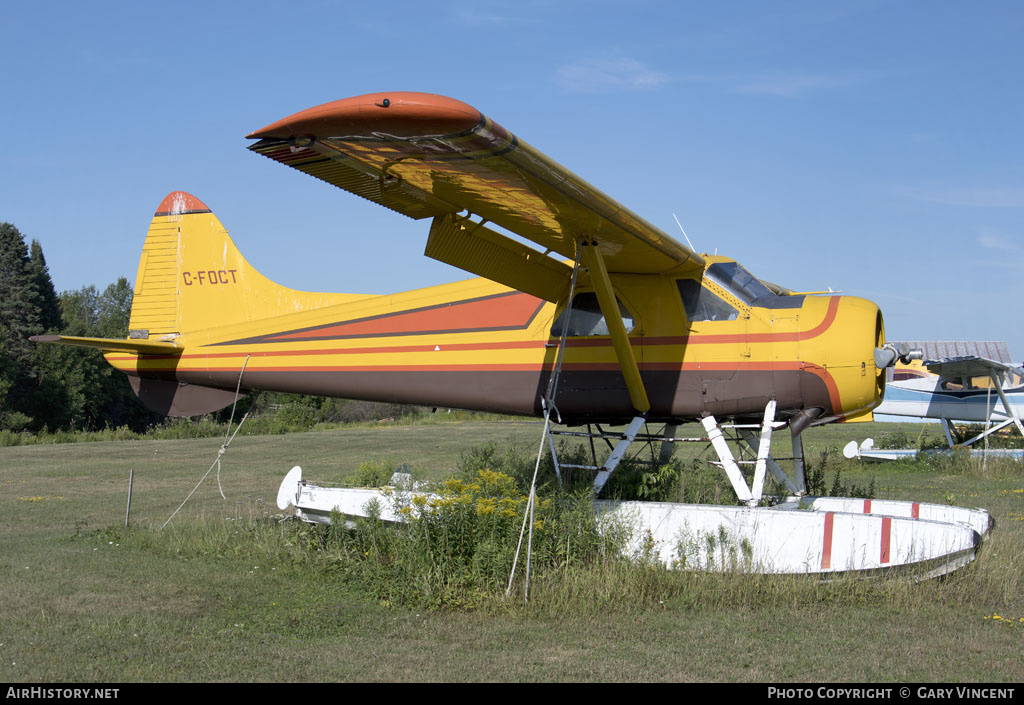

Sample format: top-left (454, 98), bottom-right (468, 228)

top-left (125, 468), bottom-right (134, 528)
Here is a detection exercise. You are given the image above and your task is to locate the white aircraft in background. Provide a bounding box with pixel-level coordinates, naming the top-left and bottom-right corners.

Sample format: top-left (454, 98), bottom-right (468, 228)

top-left (847, 341), bottom-right (1024, 460)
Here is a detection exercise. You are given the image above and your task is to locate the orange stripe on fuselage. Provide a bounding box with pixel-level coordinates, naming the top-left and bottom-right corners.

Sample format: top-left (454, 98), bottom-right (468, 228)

top-left (107, 295), bottom-right (848, 412)
top-left (117, 294), bottom-right (838, 361)
top-left (629, 296), bottom-right (841, 346)
top-left (263, 292), bottom-right (544, 342)
top-left (104, 293), bottom-right (838, 362)
top-left (105, 340), bottom-right (550, 362)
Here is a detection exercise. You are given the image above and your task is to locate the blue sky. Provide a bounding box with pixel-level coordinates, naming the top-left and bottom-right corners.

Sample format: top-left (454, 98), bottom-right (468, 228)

top-left (2, 1), bottom-right (1022, 357)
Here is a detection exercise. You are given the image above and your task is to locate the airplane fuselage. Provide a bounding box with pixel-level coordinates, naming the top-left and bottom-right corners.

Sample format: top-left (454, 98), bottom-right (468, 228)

top-left (875, 375), bottom-right (1024, 423)
top-left (104, 217), bottom-right (884, 426)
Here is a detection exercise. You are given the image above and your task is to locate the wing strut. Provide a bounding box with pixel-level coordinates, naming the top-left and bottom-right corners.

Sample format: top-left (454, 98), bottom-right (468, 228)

top-left (990, 371), bottom-right (1024, 437)
top-left (579, 240), bottom-right (650, 414)
top-left (540, 239), bottom-right (649, 496)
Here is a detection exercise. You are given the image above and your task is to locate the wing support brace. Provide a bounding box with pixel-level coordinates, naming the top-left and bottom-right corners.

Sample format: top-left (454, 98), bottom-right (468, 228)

top-left (952, 372), bottom-right (1024, 448)
top-left (579, 241), bottom-right (650, 414)
top-left (990, 371), bottom-right (1024, 437)
top-left (542, 240), bottom-right (650, 496)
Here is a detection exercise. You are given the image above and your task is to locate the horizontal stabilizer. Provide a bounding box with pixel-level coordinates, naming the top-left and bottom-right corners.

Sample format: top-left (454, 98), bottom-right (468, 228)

top-left (29, 334), bottom-right (180, 356)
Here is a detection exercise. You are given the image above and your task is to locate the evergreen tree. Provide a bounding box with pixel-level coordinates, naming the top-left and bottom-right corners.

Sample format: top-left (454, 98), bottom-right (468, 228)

top-left (0, 326), bottom-right (18, 425)
top-left (0, 223), bottom-right (155, 432)
top-left (0, 222), bottom-right (44, 427)
top-left (28, 239), bottom-right (62, 333)
top-left (0, 222), bottom-right (42, 366)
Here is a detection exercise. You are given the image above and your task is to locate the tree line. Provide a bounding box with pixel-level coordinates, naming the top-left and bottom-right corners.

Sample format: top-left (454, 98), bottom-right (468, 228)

top-left (0, 221), bottom-right (160, 432)
top-left (1, 221), bottom-right (426, 437)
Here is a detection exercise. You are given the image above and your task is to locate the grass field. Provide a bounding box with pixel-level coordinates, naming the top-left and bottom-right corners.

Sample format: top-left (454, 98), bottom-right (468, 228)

top-left (1, 418), bottom-right (1022, 682)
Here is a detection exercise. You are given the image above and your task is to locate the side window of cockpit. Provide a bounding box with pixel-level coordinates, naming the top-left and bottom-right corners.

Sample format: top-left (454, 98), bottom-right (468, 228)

top-left (550, 292), bottom-right (635, 337)
top-left (676, 279), bottom-right (738, 322)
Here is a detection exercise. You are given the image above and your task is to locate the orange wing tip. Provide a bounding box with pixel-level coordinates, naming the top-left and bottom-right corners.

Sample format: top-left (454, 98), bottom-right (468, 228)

top-left (246, 92), bottom-right (483, 140)
top-left (155, 192), bottom-right (212, 217)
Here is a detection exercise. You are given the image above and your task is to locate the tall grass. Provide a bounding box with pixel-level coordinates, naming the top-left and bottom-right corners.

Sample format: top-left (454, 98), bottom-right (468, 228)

top-left (87, 435), bottom-right (1023, 616)
top-left (96, 499), bottom-right (1022, 620)
top-left (0, 407), bottom-right (516, 447)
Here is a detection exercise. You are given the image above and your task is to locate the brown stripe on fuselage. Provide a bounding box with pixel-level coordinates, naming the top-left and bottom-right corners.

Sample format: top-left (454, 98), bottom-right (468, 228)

top-left (136, 365), bottom-right (836, 424)
top-left (116, 357), bottom-right (841, 420)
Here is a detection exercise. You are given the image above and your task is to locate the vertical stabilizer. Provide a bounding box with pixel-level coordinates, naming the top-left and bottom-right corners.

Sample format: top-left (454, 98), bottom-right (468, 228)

top-left (129, 191), bottom-right (365, 344)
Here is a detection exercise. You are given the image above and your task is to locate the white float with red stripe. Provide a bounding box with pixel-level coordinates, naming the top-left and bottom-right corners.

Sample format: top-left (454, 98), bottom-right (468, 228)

top-left (277, 467), bottom-right (987, 579)
top-left (801, 497), bottom-right (993, 538)
top-left (592, 499), bottom-right (982, 577)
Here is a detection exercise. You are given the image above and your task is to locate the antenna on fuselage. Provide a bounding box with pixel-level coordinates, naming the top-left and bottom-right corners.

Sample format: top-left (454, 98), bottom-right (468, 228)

top-left (672, 213), bottom-right (697, 252)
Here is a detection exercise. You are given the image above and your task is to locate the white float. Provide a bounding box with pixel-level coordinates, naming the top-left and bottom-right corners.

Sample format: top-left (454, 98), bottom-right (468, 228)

top-left (276, 467), bottom-right (986, 579)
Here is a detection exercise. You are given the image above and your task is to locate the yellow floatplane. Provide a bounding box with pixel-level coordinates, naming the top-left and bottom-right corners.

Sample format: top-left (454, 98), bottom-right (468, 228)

top-left (33, 93), bottom-right (989, 576)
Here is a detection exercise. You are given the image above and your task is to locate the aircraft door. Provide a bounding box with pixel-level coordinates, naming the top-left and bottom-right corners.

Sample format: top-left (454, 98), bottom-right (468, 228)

top-left (547, 291), bottom-right (638, 419)
top-left (767, 306), bottom-right (803, 411)
top-left (676, 277), bottom-right (744, 416)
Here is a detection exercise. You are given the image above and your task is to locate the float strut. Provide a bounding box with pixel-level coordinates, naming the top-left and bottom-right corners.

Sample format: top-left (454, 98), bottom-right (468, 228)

top-left (592, 416), bottom-right (647, 496)
top-left (701, 415), bottom-right (756, 506)
top-left (735, 400), bottom-right (803, 496)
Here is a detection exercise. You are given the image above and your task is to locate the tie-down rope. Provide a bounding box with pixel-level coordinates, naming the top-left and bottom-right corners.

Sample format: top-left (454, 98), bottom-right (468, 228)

top-left (506, 243), bottom-right (582, 601)
top-left (161, 355), bottom-right (251, 529)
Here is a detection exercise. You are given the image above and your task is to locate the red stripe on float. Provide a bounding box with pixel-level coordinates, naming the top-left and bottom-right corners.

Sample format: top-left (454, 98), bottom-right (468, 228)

top-left (911, 502), bottom-right (920, 519)
top-left (881, 517), bottom-right (892, 564)
top-left (863, 499), bottom-right (872, 514)
top-left (821, 513), bottom-right (834, 570)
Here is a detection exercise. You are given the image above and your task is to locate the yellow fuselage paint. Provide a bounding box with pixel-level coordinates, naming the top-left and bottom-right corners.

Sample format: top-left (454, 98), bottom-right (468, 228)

top-left (106, 207), bottom-right (884, 423)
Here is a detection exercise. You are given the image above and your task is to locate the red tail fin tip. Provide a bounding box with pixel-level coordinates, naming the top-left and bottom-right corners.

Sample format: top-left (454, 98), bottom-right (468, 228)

top-left (154, 192), bottom-right (211, 217)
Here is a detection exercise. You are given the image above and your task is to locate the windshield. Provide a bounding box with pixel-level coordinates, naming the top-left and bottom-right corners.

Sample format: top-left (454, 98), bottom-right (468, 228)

top-left (676, 279), bottom-right (738, 322)
top-left (705, 262), bottom-right (775, 306)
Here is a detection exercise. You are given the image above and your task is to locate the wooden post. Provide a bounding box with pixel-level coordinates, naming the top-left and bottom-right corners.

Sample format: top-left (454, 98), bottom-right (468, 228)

top-left (125, 468), bottom-right (134, 528)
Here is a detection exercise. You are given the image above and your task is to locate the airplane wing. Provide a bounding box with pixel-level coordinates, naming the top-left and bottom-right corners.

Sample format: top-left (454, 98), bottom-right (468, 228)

top-left (923, 355), bottom-right (1024, 380)
top-left (247, 92), bottom-right (704, 300)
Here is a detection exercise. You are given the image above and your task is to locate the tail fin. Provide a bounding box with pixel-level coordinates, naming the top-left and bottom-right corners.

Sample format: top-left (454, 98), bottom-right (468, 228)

top-left (36, 192), bottom-right (365, 417)
top-left (130, 191), bottom-right (359, 343)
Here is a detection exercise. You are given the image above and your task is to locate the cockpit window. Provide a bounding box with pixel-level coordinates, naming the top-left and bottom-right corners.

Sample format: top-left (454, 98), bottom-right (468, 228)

top-left (676, 279), bottom-right (738, 322)
top-left (705, 262), bottom-right (775, 306)
top-left (550, 292), bottom-right (635, 337)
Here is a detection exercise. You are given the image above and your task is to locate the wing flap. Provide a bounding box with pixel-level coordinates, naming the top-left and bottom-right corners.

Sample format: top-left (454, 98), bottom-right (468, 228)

top-left (425, 214), bottom-right (571, 303)
top-left (247, 92), bottom-right (704, 275)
